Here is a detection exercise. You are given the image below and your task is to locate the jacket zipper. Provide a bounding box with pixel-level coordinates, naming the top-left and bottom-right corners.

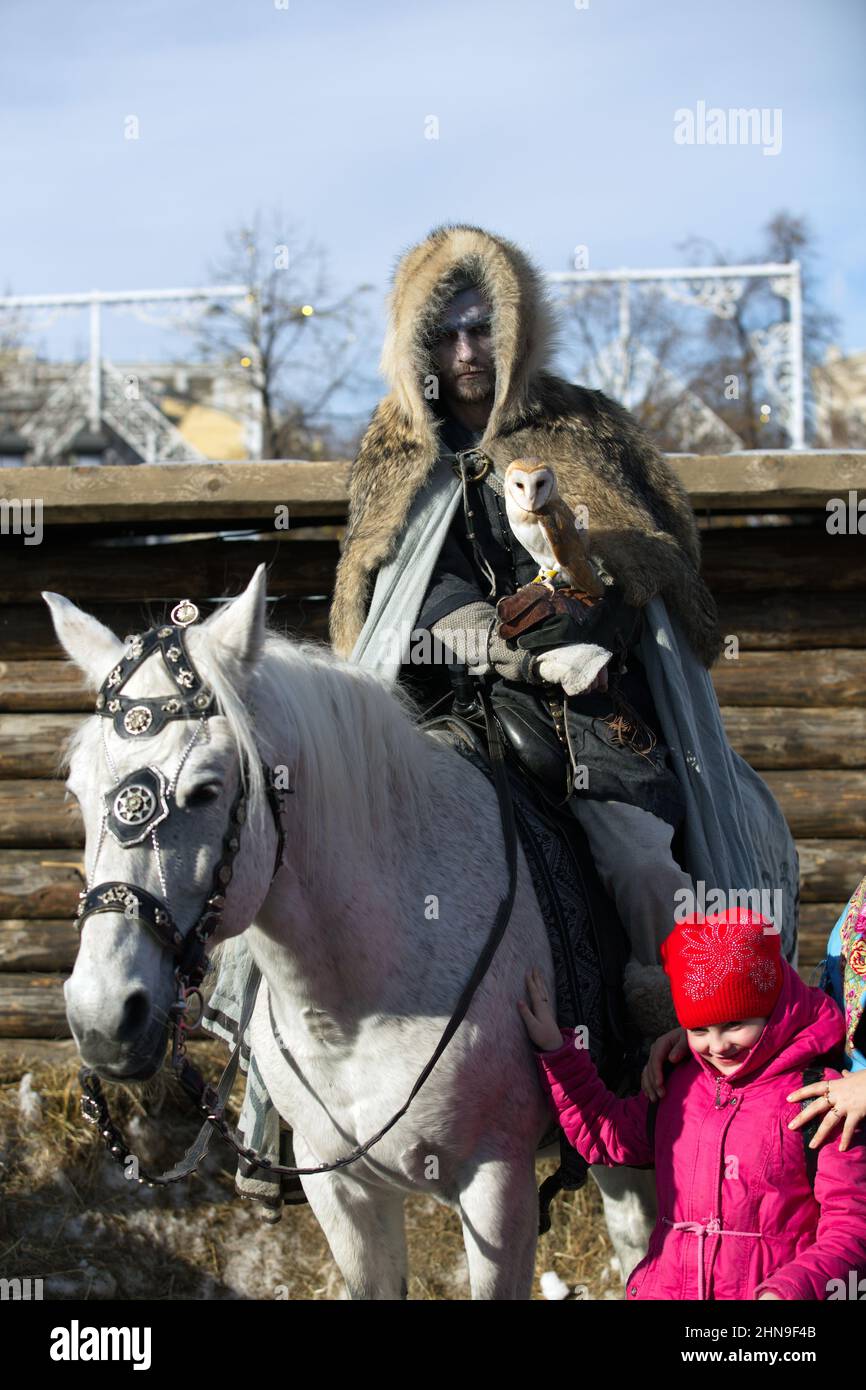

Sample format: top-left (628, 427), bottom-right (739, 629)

top-left (704, 1074), bottom-right (737, 1298)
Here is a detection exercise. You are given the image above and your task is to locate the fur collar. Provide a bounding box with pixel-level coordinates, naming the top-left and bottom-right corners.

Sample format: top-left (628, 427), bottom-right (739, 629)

top-left (330, 224), bottom-right (722, 668)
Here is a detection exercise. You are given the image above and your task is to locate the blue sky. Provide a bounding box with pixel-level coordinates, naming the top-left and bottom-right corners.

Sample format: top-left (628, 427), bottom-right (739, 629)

top-left (1, 0), bottom-right (864, 408)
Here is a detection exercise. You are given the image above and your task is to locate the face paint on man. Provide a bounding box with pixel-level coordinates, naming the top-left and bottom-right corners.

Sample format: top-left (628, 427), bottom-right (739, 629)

top-left (431, 287), bottom-right (496, 426)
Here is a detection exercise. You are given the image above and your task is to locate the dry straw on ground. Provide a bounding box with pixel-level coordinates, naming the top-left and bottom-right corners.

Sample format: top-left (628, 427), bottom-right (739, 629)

top-left (0, 1050), bottom-right (622, 1300)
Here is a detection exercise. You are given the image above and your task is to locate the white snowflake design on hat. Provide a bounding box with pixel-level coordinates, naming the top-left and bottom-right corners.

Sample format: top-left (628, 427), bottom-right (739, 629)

top-left (680, 918), bottom-right (778, 1001)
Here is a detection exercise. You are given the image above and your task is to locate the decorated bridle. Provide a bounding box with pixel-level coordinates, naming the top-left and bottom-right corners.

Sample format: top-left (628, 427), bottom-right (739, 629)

top-left (76, 599), bottom-right (289, 1164)
top-left (75, 598), bottom-right (287, 993)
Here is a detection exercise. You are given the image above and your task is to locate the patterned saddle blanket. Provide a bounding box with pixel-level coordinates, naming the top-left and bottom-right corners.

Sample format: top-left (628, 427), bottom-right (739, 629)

top-left (421, 715), bottom-right (636, 1196)
top-left (423, 716), bottom-right (633, 1062)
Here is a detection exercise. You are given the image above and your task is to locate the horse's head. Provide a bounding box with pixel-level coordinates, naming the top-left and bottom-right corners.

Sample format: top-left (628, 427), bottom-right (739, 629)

top-left (42, 564), bottom-right (287, 1080)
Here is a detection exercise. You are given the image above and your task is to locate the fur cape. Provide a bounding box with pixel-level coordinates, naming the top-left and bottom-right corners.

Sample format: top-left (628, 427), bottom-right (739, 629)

top-left (329, 224), bottom-right (723, 668)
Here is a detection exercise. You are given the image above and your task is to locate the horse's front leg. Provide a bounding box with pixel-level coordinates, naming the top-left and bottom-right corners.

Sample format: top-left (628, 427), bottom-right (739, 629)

top-left (291, 1131), bottom-right (408, 1300)
top-left (590, 1164), bottom-right (657, 1288)
top-left (456, 1148), bottom-right (539, 1300)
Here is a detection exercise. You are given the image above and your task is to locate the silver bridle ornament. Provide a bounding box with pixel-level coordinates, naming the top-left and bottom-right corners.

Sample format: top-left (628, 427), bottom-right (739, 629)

top-left (75, 599), bottom-right (289, 985)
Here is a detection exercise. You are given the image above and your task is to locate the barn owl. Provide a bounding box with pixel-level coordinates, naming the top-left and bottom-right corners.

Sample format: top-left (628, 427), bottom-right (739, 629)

top-left (504, 459), bottom-right (604, 596)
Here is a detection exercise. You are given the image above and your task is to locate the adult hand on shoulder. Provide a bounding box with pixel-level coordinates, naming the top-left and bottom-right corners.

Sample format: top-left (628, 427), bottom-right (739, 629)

top-left (786, 1069), bottom-right (866, 1152)
top-left (641, 1027), bottom-right (688, 1101)
top-left (534, 643), bottom-right (611, 697)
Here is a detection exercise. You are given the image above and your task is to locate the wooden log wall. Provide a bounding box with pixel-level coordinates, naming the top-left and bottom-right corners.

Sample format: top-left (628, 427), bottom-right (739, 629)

top-left (706, 520), bottom-right (864, 978)
top-left (1, 460), bottom-right (864, 1065)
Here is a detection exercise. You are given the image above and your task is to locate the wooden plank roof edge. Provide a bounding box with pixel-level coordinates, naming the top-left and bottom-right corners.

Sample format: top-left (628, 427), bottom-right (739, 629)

top-left (0, 460), bottom-right (352, 522)
top-left (1, 451), bottom-right (864, 519)
top-left (676, 451), bottom-right (866, 508)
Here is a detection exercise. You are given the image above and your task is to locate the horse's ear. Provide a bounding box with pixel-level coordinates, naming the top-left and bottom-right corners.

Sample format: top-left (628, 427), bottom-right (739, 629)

top-left (201, 563), bottom-right (268, 670)
top-left (41, 591), bottom-right (126, 692)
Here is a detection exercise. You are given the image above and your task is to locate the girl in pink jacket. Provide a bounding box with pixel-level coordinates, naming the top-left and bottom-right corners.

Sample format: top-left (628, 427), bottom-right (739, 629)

top-left (519, 909), bottom-right (866, 1300)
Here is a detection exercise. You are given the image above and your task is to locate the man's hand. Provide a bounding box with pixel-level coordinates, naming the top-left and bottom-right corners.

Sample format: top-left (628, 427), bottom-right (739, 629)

top-left (786, 1069), bottom-right (866, 1152)
top-left (641, 1027), bottom-right (688, 1100)
top-left (517, 966), bottom-right (564, 1051)
top-left (534, 643), bottom-right (612, 697)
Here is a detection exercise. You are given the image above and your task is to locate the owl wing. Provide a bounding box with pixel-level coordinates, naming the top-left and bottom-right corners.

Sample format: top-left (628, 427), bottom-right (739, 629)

top-left (540, 498), bottom-right (604, 595)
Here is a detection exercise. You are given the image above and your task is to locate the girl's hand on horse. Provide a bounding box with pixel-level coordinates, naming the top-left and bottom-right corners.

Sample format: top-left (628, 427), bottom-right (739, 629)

top-left (641, 1027), bottom-right (688, 1100)
top-left (786, 1068), bottom-right (866, 1152)
top-left (518, 966), bottom-right (563, 1051)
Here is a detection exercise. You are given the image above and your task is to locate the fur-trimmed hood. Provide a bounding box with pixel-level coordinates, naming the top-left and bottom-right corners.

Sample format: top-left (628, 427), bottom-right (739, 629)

top-left (330, 224), bottom-right (722, 667)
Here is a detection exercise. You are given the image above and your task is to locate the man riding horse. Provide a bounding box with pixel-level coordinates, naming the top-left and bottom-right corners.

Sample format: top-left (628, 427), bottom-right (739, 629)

top-left (329, 222), bottom-right (798, 1029)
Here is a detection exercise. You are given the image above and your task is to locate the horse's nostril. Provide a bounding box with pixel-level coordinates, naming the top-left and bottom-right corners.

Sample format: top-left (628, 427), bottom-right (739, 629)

top-left (117, 989), bottom-right (150, 1042)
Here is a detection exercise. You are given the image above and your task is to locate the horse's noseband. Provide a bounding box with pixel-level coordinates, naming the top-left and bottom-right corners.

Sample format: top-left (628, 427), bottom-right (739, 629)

top-left (74, 599), bottom-right (289, 989)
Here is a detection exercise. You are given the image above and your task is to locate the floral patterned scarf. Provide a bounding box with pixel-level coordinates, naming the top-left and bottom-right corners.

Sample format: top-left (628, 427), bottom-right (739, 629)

top-left (839, 874), bottom-right (866, 1056)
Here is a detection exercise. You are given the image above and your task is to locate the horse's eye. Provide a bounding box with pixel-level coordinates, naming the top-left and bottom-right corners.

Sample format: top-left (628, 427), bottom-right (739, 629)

top-left (185, 784), bottom-right (222, 808)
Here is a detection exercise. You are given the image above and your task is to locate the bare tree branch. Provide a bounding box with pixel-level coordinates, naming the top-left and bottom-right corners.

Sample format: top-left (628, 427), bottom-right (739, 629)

top-left (197, 210), bottom-right (374, 458)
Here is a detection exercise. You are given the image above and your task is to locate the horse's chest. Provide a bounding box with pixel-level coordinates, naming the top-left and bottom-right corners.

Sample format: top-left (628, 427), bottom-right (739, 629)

top-left (248, 1006), bottom-right (470, 1192)
top-left (251, 1003), bottom-right (401, 1122)
top-left (297, 1004), bottom-right (346, 1048)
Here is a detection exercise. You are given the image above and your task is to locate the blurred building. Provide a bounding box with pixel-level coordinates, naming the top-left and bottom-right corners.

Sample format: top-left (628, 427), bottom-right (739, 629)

top-left (0, 350), bottom-right (253, 466)
top-left (812, 345), bottom-right (866, 447)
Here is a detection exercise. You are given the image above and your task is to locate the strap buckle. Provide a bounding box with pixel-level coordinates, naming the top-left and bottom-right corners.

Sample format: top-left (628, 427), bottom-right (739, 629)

top-left (201, 1084), bottom-right (222, 1120)
top-left (451, 448), bottom-right (492, 482)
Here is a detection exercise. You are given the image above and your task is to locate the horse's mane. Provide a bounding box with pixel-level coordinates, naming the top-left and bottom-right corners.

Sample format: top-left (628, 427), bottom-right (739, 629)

top-left (191, 623), bottom-right (442, 895)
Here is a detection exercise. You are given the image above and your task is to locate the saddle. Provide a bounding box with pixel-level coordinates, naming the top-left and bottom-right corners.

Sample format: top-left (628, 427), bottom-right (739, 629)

top-left (488, 580), bottom-right (653, 805)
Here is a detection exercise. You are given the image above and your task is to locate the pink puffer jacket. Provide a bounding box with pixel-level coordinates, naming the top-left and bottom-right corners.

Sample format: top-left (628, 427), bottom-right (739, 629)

top-left (536, 961), bottom-right (866, 1300)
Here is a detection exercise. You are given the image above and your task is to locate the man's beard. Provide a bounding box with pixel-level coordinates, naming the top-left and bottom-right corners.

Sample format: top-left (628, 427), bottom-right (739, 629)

top-left (451, 370), bottom-right (494, 403)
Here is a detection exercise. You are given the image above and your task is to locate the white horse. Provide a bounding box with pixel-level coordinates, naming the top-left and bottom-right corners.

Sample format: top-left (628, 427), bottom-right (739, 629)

top-left (43, 564), bottom-right (655, 1300)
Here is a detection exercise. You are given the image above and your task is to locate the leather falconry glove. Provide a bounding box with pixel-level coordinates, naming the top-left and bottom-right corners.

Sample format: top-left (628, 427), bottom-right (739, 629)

top-left (430, 601), bottom-right (613, 694)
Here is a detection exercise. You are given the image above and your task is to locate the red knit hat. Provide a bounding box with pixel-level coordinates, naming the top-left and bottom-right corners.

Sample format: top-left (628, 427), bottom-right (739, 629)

top-left (660, 909), bottom-right (783, 1028)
